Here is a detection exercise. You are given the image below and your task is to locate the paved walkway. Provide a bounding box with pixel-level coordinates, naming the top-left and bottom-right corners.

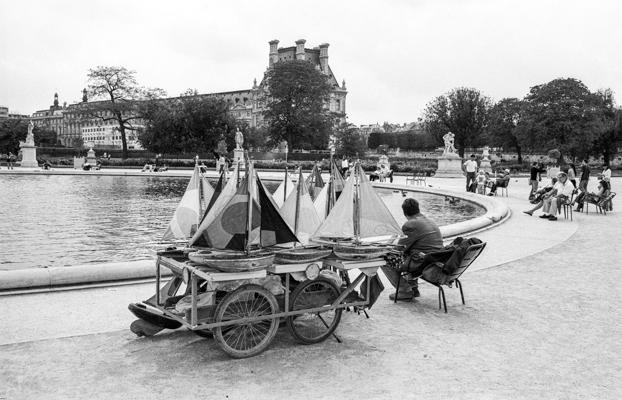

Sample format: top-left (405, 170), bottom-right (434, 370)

top-left (0, 175), bottom-right (619, 399)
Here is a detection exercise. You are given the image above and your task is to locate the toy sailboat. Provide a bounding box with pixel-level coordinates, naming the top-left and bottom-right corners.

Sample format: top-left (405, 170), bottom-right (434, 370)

top-left (187, 162), bottom-right (299, 271)
top-left (311, 162), bottom-right (402, 260)
top-left (162, 163), bottom-right (215, 241)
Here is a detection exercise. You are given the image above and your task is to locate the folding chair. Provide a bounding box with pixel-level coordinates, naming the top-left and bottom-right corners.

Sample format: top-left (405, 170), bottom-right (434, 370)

top-left (561, 189), bottom-right (578, 221)
top-left (393, 242), bottom-right (487, 313)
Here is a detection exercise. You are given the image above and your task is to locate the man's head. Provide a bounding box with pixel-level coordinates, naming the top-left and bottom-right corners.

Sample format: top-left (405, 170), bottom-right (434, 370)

top-left (401, 198), bottom-right (420, 218)
top-left (582, 159), bottom-right (588, 165)
top-left (557, 172), bottom-right (568, 183)
top-left (532, 162), bottom-right (538, 166)
top-left (504, 168), bottom-right (510, 175)
top-left (470, 155), bottom-right (476, 159)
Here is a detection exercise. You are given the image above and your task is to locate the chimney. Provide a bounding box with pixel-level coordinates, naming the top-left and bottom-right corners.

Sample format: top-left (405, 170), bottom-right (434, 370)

top-left (269, 39), bottom-right (279, 68)
top-left (295, 39), bottom-right (306, 61)
top-left (319, 43), bottom-right (329, 73)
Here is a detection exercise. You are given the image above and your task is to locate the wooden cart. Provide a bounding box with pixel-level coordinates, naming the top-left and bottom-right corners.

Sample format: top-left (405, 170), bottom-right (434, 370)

top-left (129, 251), bottom-right (385, 358)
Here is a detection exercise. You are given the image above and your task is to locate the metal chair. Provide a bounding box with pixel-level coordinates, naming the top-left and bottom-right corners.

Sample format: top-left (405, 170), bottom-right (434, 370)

top-left (393, 242), bottom-right (487, 313)
top-left (561, 189), bottom-right (578, 221)
top-left (585, 192), bottom-right (615, 214)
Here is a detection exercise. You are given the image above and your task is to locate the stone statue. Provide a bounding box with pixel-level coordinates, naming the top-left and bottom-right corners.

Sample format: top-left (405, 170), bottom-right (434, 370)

top-left (442, 131), bottom-right (456, 156)
top-left (482, 145), bottom-right (490, 159)
top-left (235, 128), bottom-right (244, 150)
top-left (25, 121), bottom-right (35, 146)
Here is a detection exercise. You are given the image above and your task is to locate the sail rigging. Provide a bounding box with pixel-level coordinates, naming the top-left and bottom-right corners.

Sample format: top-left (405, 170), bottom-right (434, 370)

top-left (273, 168), bottom-right (296, 208)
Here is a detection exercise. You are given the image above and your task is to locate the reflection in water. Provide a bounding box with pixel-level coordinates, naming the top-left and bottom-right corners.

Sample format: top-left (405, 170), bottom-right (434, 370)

top-left (0, 176), bottom-right (484, 270)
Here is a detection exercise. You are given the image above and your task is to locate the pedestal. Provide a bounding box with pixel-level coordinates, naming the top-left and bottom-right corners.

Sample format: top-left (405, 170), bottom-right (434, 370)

top-left (479, 158), bottom-right (492, 173)
top-left (233, 148), bottom-right (245, 169)
top-left (19, 144), bottom-right (38, 168)
top-left (435, 155), bottom-right (464, 178)
top-left (86, 148), bottom-right (97, 165)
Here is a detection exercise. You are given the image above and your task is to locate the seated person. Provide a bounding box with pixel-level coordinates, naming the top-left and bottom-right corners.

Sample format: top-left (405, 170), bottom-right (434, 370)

top-left (575, 178), bottom-right (610, 212)
top-left (382, 198), bottom-right (443, 300)
top-left (523, 177), bottom-right (557, 216)
top-left (370, 164), bottom-right (390, 182)
top-left (141, 163), bottom-right (153, 172)
top-left (475, 170), bottom-right (487, 194)
top-left (42, 160), bottom-right (52, 170)
top-left (158, 164), bottom-right (169, 172)
top-left (82, 163), bottom-right (92, 171)
top-left (538, 172), bottom-right (574, 221)
top-left (487, 169), bottom-right (511, 195)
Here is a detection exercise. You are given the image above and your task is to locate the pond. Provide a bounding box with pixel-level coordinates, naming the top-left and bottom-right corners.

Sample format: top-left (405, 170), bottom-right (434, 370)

top-left (0, 175), bottom-right (485, 270)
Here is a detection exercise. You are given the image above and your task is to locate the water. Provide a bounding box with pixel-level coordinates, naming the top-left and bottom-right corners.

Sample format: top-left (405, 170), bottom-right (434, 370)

top-left (0, 175), bottom-right (484, 270)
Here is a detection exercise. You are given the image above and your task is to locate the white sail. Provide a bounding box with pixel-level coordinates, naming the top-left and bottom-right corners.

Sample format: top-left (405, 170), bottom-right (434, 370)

top-left (162, 166), bottom-right (212, 241)
top-left (273, 170), bottom-right (295, 208)
top-left (313, 183), bottom-right (329, 222)
top-left (281, 170), bottom-right (322, 245)
top-left (357, 165), bottom-right (402, 240)
top-left (311, 176), bottom-right (354, 241)
top-left (189, 164), bottom-right (239, 246)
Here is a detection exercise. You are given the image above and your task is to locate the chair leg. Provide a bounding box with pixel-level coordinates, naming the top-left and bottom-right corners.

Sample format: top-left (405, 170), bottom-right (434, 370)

top-left (439, 287), bottom-right (447, 313)
top-left (456, 279), bottom-right (465, 305)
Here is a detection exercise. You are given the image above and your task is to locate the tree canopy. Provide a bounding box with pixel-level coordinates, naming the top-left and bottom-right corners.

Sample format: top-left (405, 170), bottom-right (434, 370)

top-left (423, 87), bottom-right (491, 157)
top-left (486, 98), bottom-right (525, 163)
top-left (139, 91), bottom-right (239, 155)
top-left (76, 66), bottom-right (165, 158)
top-left (263, 60), bottom-right (335, 150)
top-left (334, 123), bottom-right (367, 157)
top-left (518, 78), bottom-right (604, 161)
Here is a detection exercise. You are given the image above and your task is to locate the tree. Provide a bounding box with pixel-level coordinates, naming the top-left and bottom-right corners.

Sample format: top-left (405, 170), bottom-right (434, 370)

top-left (590, 89), bottom-right (621, 166)
top-left (77, 66), bottom-right (166, 159)
top-left (519, 78), bottom-right (603, 161)
top-left (139, 92), bottom-right (238, 155)
top-left (422, 87), bottom-right (492, 157)
top-left (32, 126), bottom-right (58, 147)
top-left (263, 60), bottom-right (335, 149)
top-left (487, 98), bottom-right (525, 163)
top-left (335, 123), bottom-right (367, 156)
top-left (367, 131), bottom-right (383, 150)
top-left (0, 118), bottom-right (27, 154)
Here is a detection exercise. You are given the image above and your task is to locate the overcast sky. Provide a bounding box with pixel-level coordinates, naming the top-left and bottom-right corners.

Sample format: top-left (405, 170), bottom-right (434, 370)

top-left (1, 0), bottom-right (621, 124)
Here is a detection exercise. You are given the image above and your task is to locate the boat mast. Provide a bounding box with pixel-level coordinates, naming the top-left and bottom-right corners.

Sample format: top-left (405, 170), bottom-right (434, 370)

top-left (245, 155), bottom-right (253, 254)
top-left (353, 162), bottom-right (361, 243)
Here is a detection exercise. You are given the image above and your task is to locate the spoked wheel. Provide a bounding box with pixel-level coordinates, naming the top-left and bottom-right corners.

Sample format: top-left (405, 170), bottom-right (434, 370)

top-left (286, 278), bottom-right (342, 344)
top-left (213, 284), bottom-right (279, 358)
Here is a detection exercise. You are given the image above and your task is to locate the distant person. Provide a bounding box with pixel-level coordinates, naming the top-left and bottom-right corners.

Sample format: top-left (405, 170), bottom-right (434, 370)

top-left (567, 163), bottom-right (577, 188)
top-left (487, 169), bottom-right (511, 196)
top-left (382, 198), bottom-right (443, 300)
top-left (577, 159), bottom-right (590, 195)
top-left (476, 170), bottom-right (487, 194)
top-left (463, 155), bottom-right (478, 192)
top-left (7, 152), bottom-right (16, 170)
top-left (538, 172), bottom-right (574, 221)
top-left (529, 161), bottom-right (546, 199)
top-left (574, 178), bottom-right (610, 212)
top-left (341, 156), bottom-right (349, 176)
top-left (523, 177), bottom-right (558, 216)
top-left (601, 165), bottom-right (611, 183)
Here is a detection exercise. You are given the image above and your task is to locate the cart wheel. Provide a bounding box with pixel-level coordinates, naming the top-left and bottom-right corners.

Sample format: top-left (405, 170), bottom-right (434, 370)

top-left (213, 284), bottom-right (279, 358)
top-left (286, 278), bottom-right (342, 344)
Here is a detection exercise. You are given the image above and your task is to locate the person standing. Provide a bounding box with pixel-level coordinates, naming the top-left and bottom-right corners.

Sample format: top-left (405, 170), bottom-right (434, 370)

top-left (567, 163), bottom-right (577, 188)
top-left (341, 156), bottom-right (349, 176)
top-left (529, 162), bottom-right (546, 199)
top-left (382, 198), bottom-right (443, 300)
top-left (7, 152), bottom-right (15, 170)
top-left (578, 159), bottom-right (590, 193)
top-left (463, 155), bottom-right (478, 192)
top-left (601, 165), bottom-right (611, 183)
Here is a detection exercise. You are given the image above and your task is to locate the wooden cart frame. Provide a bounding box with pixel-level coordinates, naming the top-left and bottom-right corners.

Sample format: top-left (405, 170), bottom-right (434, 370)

top-left (132, 253), bottom-right (384, 358)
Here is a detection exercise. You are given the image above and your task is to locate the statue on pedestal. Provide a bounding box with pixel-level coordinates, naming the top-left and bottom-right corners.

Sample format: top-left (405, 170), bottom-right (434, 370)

top-left (235, 128), bottom-right (244, 150)
top-left (482, 145), bottom-right (490, 160)
top-left (25, 121), bottom-right (35, 146)
top-left (442, 131), bottom-right (457, 156)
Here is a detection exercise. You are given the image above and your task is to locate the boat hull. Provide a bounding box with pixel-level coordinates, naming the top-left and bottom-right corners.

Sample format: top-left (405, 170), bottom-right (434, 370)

top-left (188, 250), bottom-right (275, 272)
top-left (274, 248), bottom-right (333, 264)
top-left (333, 245), bottom-right (391, 261)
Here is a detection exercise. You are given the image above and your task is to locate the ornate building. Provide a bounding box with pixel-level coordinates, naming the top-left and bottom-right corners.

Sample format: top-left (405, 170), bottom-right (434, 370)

top-left (32, 39), bottom-right (347, 149)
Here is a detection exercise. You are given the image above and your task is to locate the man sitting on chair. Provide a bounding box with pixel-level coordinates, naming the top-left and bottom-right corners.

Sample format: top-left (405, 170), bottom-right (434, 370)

top-left (539, 172), bottom-right (574, 221)
top-left (382, 198), bottom-right (443, 300)
top-left (487, 169), bottom-right (511, 195)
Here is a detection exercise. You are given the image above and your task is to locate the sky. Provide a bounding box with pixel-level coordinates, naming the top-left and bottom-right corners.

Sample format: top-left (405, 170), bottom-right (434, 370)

top-left (1, 0), bottom-right (621, 125)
